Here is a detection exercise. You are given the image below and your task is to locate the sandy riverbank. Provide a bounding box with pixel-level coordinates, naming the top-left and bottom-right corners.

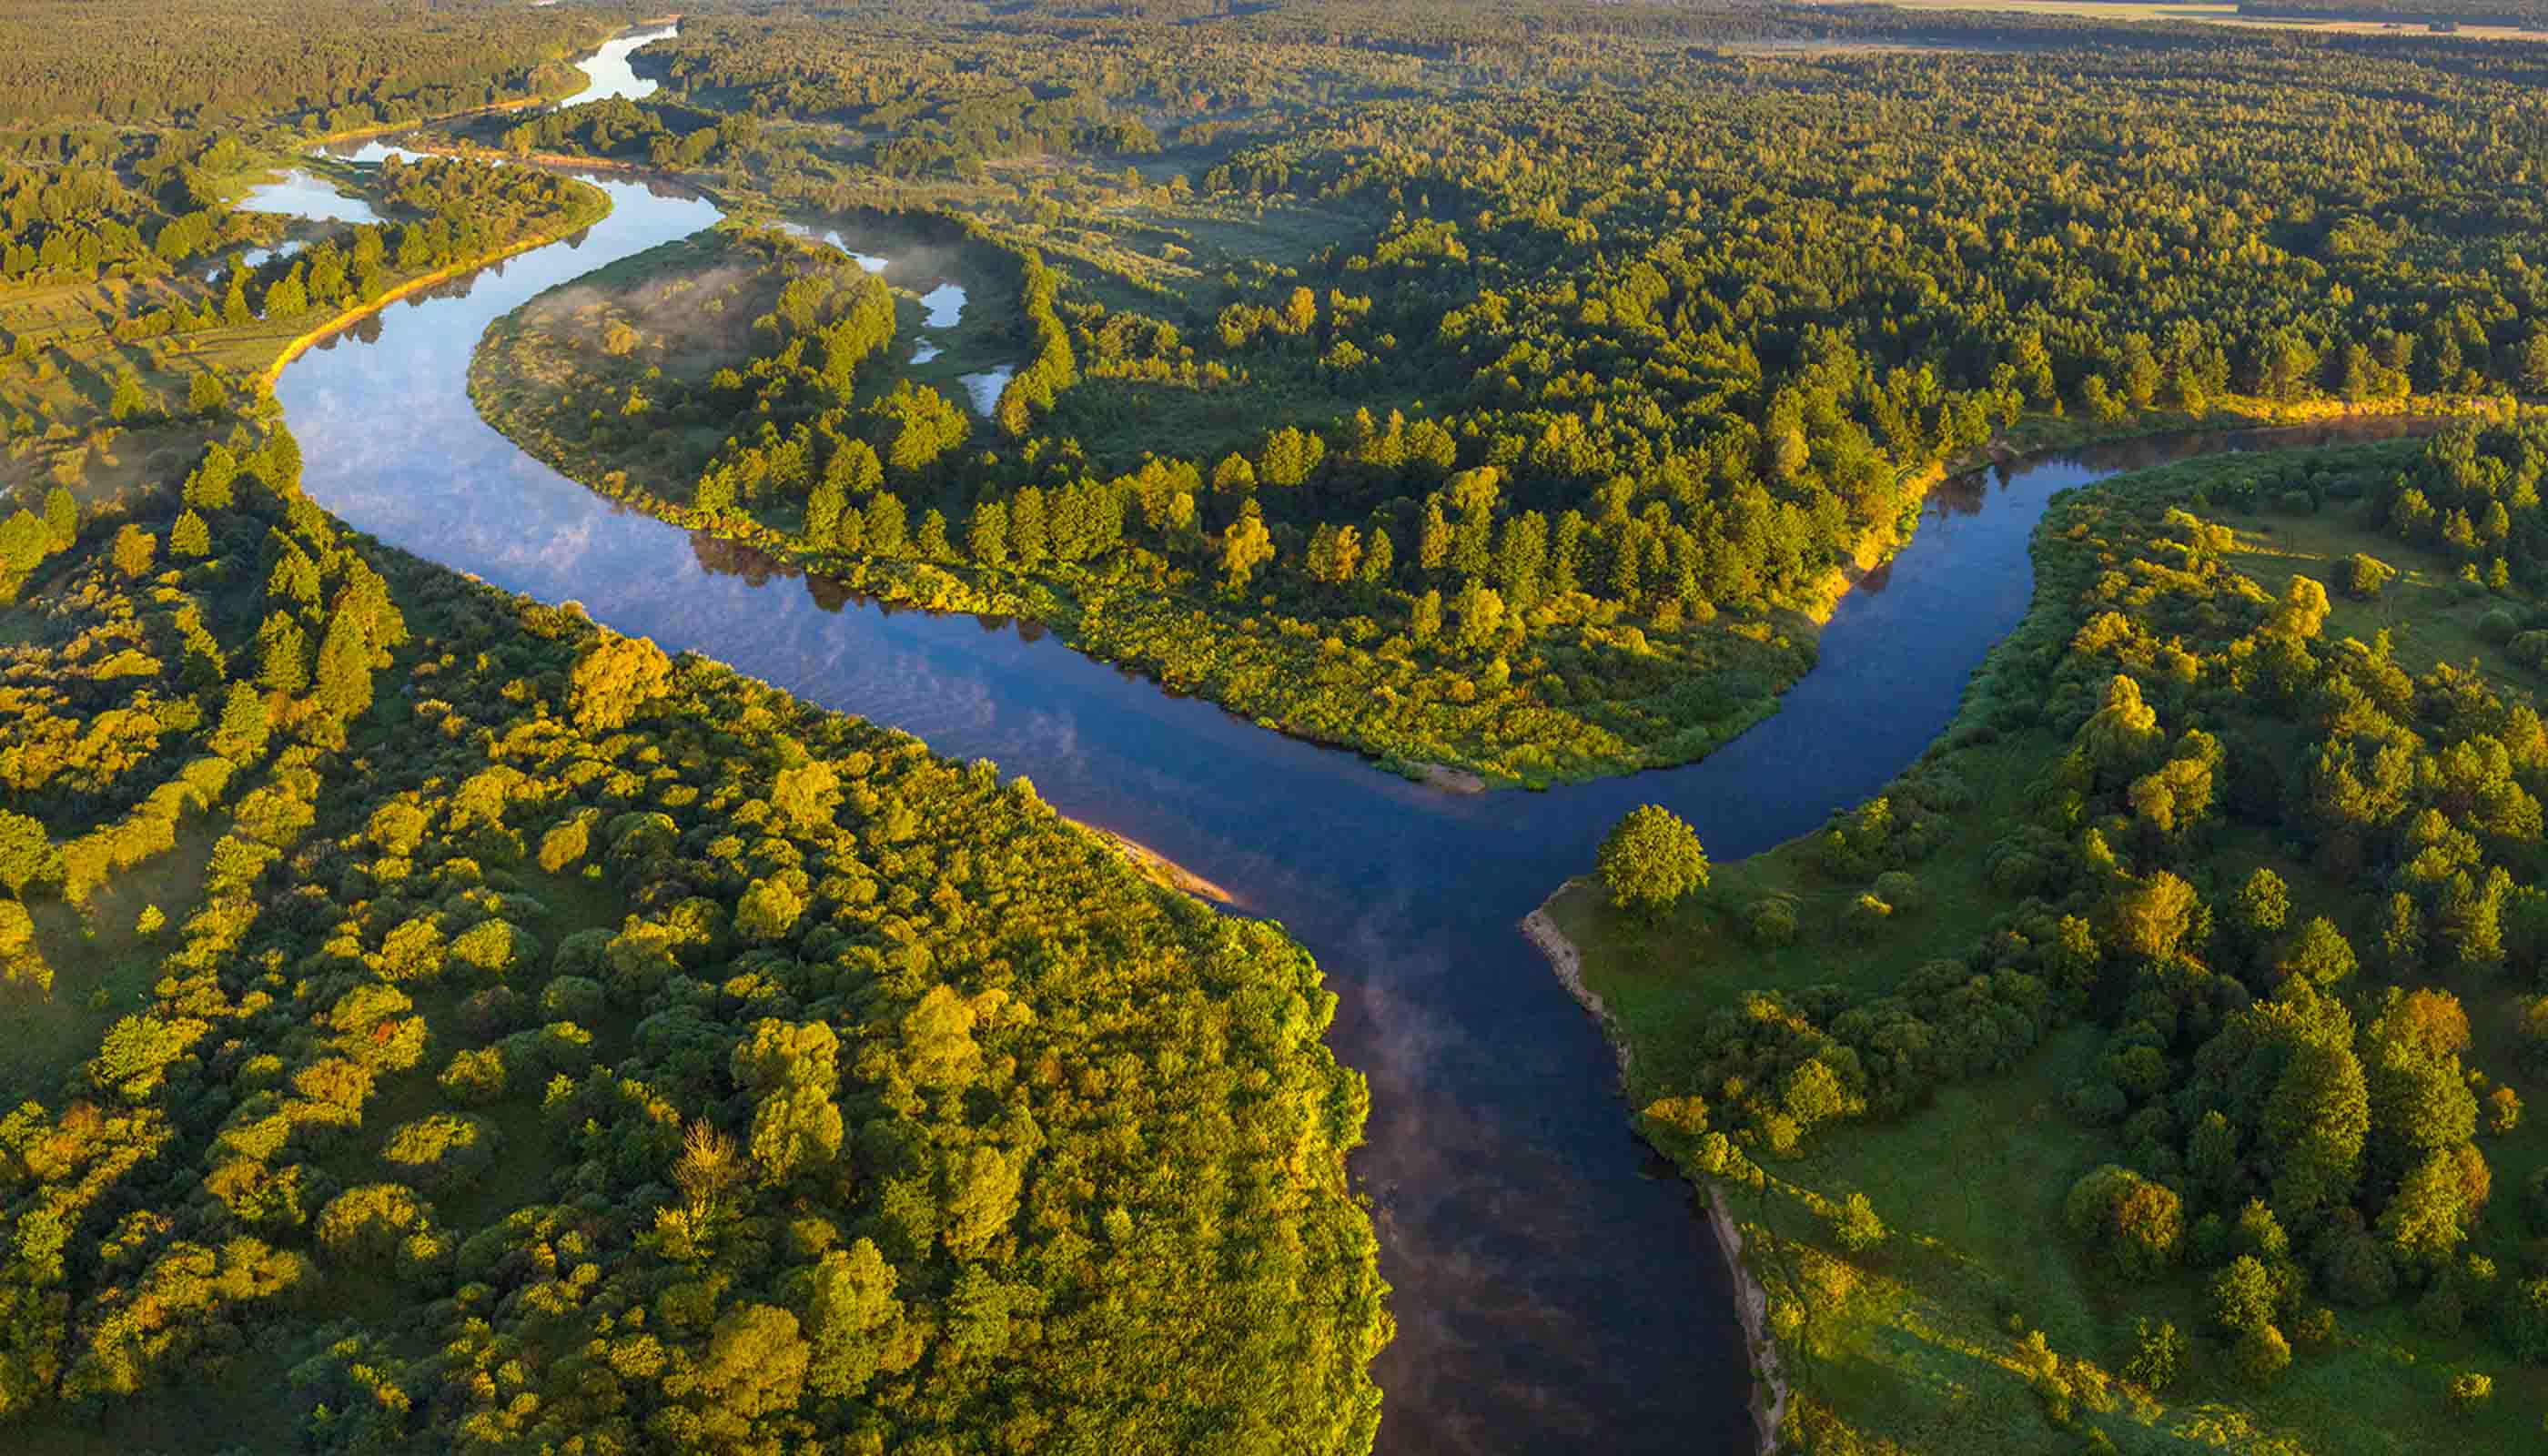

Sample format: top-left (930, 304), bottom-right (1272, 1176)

top-left (1522, 882), bottom-right (1788, 1456)
top-left (1070, 818), bottom-right (1237, 906)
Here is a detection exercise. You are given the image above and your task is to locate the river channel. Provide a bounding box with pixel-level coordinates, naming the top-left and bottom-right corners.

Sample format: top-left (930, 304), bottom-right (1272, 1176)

top-left (258, 76), bottom-right (2434, 1454)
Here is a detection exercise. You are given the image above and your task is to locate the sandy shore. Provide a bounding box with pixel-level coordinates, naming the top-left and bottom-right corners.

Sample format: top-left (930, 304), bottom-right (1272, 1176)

top-left (1069, 818), bottom-right (1237, 906)
top-left (1522, 881), bottom-right (1788, 1456)
top-left (1410, 761), bottom-right (1487, 794)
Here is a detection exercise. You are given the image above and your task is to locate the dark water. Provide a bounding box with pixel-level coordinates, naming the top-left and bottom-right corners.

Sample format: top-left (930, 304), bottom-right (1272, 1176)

top-left (271, 161), bottom-right (2427, 1454)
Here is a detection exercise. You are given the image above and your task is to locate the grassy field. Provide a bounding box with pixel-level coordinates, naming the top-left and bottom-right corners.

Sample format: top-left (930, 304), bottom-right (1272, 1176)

top-left (1811, 0), bottom-right (2548, 41)
top-left (1555, 440), bottom-right (2548, 1453)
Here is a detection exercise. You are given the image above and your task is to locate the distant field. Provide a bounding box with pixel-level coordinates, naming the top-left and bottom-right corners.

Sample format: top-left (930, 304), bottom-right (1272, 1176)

top-left (1817, 0), bottom-right (2548, 39)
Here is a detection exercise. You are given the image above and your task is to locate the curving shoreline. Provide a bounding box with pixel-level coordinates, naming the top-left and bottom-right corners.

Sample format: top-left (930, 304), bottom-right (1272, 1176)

top-left (1522, 885), bottom-right (1787, 1456)
top-left (257, 190), bottom-right (612, 391)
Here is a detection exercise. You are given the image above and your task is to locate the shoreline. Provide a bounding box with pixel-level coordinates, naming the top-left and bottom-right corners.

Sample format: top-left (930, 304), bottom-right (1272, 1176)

top-left (1522, 882), bottom-right (1787, 1456)
top-left (1069, 817), bottom-right (1238, 906)
top-left (257, 193), bottom-right (612, 391)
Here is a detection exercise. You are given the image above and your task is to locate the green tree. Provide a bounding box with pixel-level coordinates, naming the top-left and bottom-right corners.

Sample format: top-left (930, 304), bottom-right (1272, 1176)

top-left (1595, 805), bottom-right (1709, 920)
top-left (567, 632), bottom-right (672, 732)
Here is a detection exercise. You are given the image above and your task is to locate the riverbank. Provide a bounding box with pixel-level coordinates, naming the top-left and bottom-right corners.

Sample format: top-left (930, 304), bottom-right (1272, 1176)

top-left (1523, 884), bottom-right (1785, 1456)
top-left (1074, 818), bottom-right (1239, 905)
top-left (1540, 424), bottom-right (2548, 1453)
top-left (257, 185), bottom-right (612, 391)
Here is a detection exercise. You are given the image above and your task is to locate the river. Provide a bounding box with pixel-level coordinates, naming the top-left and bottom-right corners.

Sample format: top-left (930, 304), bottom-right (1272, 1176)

top-left (263, 126), bottom-right (2432, 1456)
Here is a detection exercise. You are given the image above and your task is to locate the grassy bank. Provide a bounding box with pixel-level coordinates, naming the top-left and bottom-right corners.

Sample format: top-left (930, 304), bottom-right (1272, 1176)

top-left (1549, 430), bottom-right (2548, 1452)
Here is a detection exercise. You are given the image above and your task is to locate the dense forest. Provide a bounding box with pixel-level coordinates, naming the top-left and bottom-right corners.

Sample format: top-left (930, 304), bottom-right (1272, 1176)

top-left (459, 6), bottom-right (2548, 782)
top-left (0, 410), bottom-right (1382, 1451)
top-left (19, 0), bottom-right (2548, 1451)
top-left (1560, 417), bottom-right (2548, 1451)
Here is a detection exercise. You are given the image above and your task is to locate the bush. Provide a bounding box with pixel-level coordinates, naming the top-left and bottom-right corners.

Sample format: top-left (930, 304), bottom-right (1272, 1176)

top-left (2448, 1371), bottom-right (2492, 1415)
top-left (2346, 553), bottom-right (2397, 600)
top-left (2064, 1165), bottom-right (2182, 1279)
top-left (1872, 871), bottom-right (1921, 916)
top-left (1840, 893), bottom-right (1893, 941)
top-left (2478, 608), bottom-right (2519, 645)
top-left (2232, 1321), bottom-right (2291, 1385)
top-left (2123, 1319), bottom-right (2187, 1391)
top-left (1830, 1191), bottom-right (1886, 1252)
top-left (1744, 897), bottom-right (1797, 948)
top-left (2510, 631), bottom-right (2548, 671)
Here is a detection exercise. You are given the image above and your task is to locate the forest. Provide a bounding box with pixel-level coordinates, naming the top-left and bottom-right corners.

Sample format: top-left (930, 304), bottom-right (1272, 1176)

top-left (1559, 418), bottom-right (2548, 1451)
top-left (448, 2), bottom-right (2548, 783)
top-left (15, 0), bottom-right (2548, 1451)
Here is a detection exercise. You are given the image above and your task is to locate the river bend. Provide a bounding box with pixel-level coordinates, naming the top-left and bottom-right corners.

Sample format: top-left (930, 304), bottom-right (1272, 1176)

top-left (265, 147), bottom-right (2422, 1453)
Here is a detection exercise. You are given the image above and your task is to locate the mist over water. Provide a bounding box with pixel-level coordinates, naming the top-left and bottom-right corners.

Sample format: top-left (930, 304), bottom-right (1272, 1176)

top-left (270, 157), bottom-right (2426, 1454)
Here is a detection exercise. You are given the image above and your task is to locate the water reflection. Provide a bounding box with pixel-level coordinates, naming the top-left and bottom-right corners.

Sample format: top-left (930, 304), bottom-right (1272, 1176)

top-left (558, 25), bottom-right (680, 106)
top-left (270, 156), bottom-right (2440, 1455)
top-left (235, 173), bottom-right (386, 226)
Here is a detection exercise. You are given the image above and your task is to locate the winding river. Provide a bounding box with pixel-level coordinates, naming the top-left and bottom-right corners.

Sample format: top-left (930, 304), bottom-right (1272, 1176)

top-left (263, 121), bottom-right (2432, 1454)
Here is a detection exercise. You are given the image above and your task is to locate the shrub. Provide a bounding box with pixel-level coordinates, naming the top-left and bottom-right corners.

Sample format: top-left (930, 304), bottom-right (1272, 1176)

top-left (2477, 608), bottom-right (2519, 645)
top-left (2232, 1321), bottom-right (2291, 1385)
top-left (2123, 1319), bottom-right (2187, 1391)
top-left (1840, 893), bottom-right (1892, 941)
top-left (2346, 553), bottom-right (2397, 600)
top-left (1830, 1192), bottom-right (1886, 1252)
top-left (2448, 1371), bottom-right (2492, 1415)
top-left (1744, 897), bottom-right (1797, 949)
top-left (2064, 1165), bottom-right (2182, 1279)
top-left (1872, 871), bottom-right (1921, 916)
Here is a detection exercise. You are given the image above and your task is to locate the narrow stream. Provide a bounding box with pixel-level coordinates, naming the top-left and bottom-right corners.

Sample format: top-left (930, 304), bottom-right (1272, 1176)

top-left (266, 139), bottom-right (2430, 1454)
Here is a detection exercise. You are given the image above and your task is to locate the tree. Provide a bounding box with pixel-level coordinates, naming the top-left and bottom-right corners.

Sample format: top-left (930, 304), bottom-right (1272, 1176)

top-left (2078, 674), bottom-right (2162, 776)
top-left (967, 500), bottom-right (1007, 569)
top-left (0, 812), bottom-right (60, 895)
top-left (567, 632), bottom-right (672, 732)
top-left (109, 524), bottom-right (156, 579)
top-left (797, 1240), bottom-right (914, 1399)
top-left (733, 1019), bottom-right (844, 1186)
top-left (2065, 1165), bottom-right (2182, 1279)
top-left (2124, 1319), bottom-right (2188, 1391)
top-left (42, 488), bottom-right (75, 551)
top-left (108, 369), bottom-right (150, 421)
top-left (1831, 1191), bottom-right (1886, 1251)
top-left (2264, 1037), bottom-right (2370, 1217)
top-left (772, 761), bottom-right (840, 834)
top-left (170, 510), bottom-right (210, 558)
top-left (2271, 574), bottom-right (2331, 640)
top-left (736, 875), bottom-right (805, 943)
top-left (2108, 871), bottom-right (2198, 961)
top-left (1595, 805), bottom-right (1709, 920)
top-left (1218, 500), bottom-right (1273, 592)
